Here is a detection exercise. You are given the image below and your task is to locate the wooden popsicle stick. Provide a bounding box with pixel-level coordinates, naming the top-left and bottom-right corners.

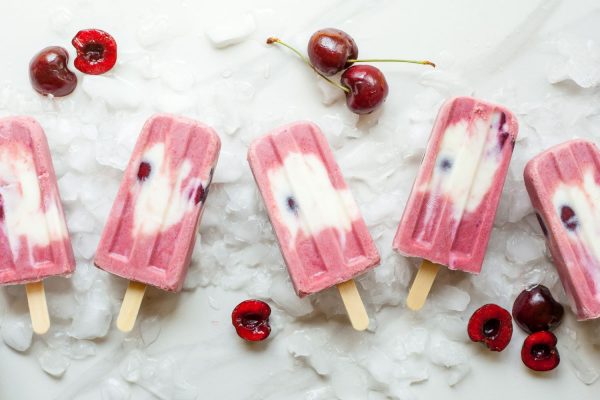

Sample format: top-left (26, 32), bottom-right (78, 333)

top-left (116, 281), bottom-right (147, 332)
top-left (25, 281), bottom-right (50, 335)
top-left (337, 279), bottom-right (369, 331)
top-left (406, 260), bottom-right (440, 311)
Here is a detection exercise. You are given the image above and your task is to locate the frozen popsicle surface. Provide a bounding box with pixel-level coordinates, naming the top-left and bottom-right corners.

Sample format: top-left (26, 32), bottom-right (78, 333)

top-left (94, 114), bottom-right (220, 292)
top-left (248, 122), bottom-right (380, 297)
top-left (524, 139), bottom-right (600, 320)
top-left (0, 116), bottom-right (75, 285)
top-left (393, 97), bottom-right (518, 273)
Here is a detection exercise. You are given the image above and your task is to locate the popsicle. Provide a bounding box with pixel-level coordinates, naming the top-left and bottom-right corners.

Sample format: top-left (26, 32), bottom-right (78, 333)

top-left (247, 122), bottom-right (380, 330)
top-left (393, 96), bottom-right (518, 310)
top-left (94, 114), bottom-right (220, 331)
top-left (524, 139), bottom-right (600, 320)
top-left (0, 116), bottom-right (76, 334)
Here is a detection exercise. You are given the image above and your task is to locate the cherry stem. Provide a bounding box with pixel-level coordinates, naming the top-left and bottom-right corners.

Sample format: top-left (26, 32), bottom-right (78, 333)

top-left (266, 37), bottom-right (350, 93)
top-left (348, 59), bottom-right (436, 68)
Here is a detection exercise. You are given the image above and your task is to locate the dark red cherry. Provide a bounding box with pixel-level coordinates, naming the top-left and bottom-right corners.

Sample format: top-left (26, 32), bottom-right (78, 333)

top-left (29, 46), bottom-right (77, 97)
top-left (307, 28), bottom-right (358, 76)
top-left (512, 284), bottom-right (564, 334)
top-left (340, 65), bottom-right (388, 114)
top-left (137, 162), bottom-right (151, 181)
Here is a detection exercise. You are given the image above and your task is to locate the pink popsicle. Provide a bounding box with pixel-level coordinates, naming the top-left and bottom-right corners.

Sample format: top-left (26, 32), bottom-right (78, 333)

top-left (0, 116), bottom-right (75, 333)
top-left (393, 97), bottom-right (518, 309)
top-left (94, 114), bottom-right (220, 330)
top-left (524, 139), bottom-right (600, 320)
top-left (248, 122), bottom-right (379, 330)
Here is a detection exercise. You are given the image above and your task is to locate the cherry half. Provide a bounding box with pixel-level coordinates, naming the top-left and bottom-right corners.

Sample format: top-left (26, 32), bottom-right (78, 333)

top-left (72, 29), bottom-right (118, 75)
top-left (467, 304), bottom-right (513, 351)
top-left (521, 331), bottom-right (560, 372)
top-left (341, 65), bottom-right (388, 114)
top-left (29, 46), bottom-right (77, 97)
top-left (231, 300), bottom-right (271, 342)
top-left (307, 28), bottom-right (358, 76)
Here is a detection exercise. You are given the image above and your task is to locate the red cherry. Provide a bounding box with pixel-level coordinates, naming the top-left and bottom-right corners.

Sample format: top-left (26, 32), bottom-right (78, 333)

top-left (137, 161), bottom-right (151, 181)
top-left (29, 46), bottom-right (77, 97)
top-left (467, 304), bottom-right (513, 351)
top-left (193, 184), bottom-right (206, 205)
top-left (521, 331), bottom-right (560, 372)
top-left (307, 28), bottom-right (358, 76)
top-left (340, 65), bottom-right (389, 114)
top-left (231, 300), bottom-right (271, 342)
top-left (72, 29), bottom-right (117, 75)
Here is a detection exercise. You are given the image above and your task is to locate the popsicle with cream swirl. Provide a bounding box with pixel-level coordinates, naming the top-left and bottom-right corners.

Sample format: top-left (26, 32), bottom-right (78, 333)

top-left (0, 116), bottom-right (76, 334)
top-left (393, 97), bottom-right (518, 309)
top-left (524, 139), bottom-right (600, 320)
top-left (248, 122), bottom-right (380, 330)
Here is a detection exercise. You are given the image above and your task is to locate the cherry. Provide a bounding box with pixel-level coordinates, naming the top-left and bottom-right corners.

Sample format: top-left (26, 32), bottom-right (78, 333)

top-left (29, 46), bottom-right (77, 97)
top-left (231, 300), bottom-right (271, 342)
top-left (340, 65), bottom-right (389, 114)
top-left (467, 304), bottom-right (513, 351)
top-left (521, 331), bottom-right (560, 372)
top-left (193, 184), bottom-right (206, 205)
top-left (560, 205), bottom-right (578, 231)
top-left (72, 29), bottom-right (118, 75)
top-left (137, 161), bottom-right (151, 181)
top-left (307, 28), bottom-right (358, 76)
top-left (512, 284), bottom-right (564, 334)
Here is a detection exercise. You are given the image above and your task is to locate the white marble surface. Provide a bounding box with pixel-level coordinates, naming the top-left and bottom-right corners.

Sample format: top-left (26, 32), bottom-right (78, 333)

top-left (1, 0), bottom-right (600, 399)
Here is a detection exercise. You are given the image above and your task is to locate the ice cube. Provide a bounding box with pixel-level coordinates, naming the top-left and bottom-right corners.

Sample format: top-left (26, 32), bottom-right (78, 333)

top-left (81, 75), bottom-right (142, 110)
top-left (427, 337), bottom-right (468, 367)
top-left (446, 364), bottom-right (471, 386)
top-left (505, 231), bottom-right (545, 264)
top-left (317, 79), bottom-right (344, 105)
top-left (270, 274), bottom-right (314, 317)
top-left (74, 233), bottom-right (101, 260)
top-left (140, 316), bottom-right (161, 347)
top-left (206, 14), bottom-right (256, 48)
top-left (68, 287), bottom-right (112, 339)
top-left (431, 285), bottom-right (471, 312)
top-left (1, 314), bottom-right (33, 352)
top-left (67, 139), bottom-right (97, 173)
top-left (66, 207), bottom-right (96, 233)
top-left (331, 362), bottom-right (368, 400)
top-left (547, 38), bottom-right (600, 89)
top-left (38, 348), bottom-right (70, 377)
top-left (58, 172), bottom-right (82, 202)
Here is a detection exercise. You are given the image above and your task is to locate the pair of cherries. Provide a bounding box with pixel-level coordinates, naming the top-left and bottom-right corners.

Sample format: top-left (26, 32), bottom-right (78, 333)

top-left (268, 28), bottom-right (435, 114)
top-left (29, 29), bottom-right (117, 97)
